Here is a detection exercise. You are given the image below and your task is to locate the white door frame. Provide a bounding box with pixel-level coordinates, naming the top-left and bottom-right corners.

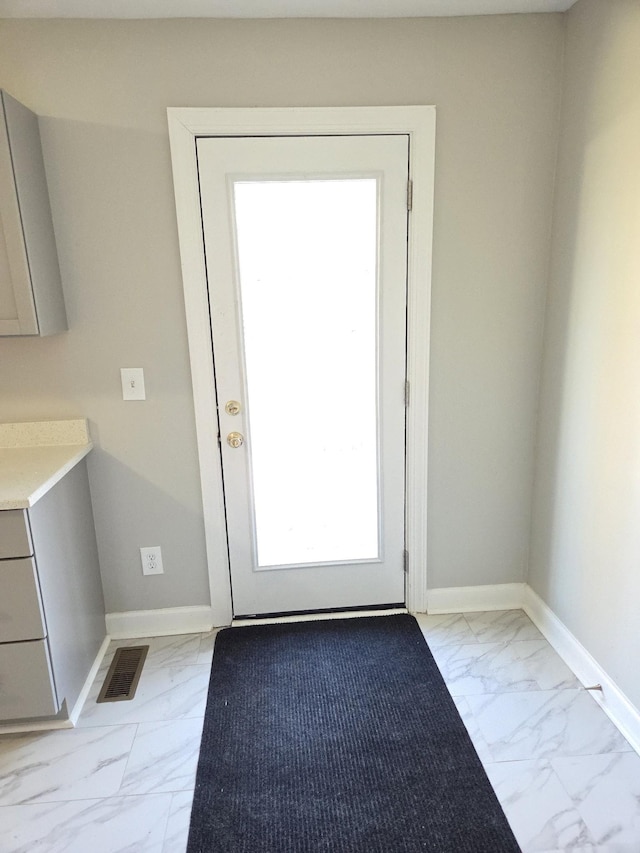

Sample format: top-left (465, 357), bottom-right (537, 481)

top-left (167, 106), bottom-right (435, 627)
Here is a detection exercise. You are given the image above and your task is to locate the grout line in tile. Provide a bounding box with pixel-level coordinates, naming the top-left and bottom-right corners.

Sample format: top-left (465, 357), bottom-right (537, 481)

top-left (0, 786), bottom-right (198, 810)
top-left (115, 721), bottom-right (140, 794)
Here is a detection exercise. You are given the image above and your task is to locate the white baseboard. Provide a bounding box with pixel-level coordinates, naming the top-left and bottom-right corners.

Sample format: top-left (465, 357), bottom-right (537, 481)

top-left (105, 605), bottom-right (215, 639)
top-left (523, 586), bottom-right (640, 756)
top-left (0, 717), bottom-right (75, 736)
top-left (427, 583), bottom-right (526, 614)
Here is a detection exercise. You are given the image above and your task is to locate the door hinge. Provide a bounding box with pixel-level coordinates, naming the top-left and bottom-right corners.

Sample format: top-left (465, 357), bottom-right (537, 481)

top-left (407, 179), bottom-right (413, 212)
top-left (403, 549), bottom-right (409, 574)
top-left (404, 380), bottom-right (410, 407)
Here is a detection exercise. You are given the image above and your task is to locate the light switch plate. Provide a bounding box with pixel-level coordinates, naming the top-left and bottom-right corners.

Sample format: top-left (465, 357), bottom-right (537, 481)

top-left (121, 368), bottom-right (146, 401)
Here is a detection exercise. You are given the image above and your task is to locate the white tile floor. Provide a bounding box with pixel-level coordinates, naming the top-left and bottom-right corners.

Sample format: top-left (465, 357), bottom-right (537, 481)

top-left (416, 611), bottom-right (640, 852)
top-left (0, 610), bottom-right (638, 852)
top-left (0, 633), bottom-right (215, 853)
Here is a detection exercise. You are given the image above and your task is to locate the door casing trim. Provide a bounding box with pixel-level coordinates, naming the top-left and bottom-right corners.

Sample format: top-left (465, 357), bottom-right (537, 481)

top-left (167, 106), bottom-right (435, 626)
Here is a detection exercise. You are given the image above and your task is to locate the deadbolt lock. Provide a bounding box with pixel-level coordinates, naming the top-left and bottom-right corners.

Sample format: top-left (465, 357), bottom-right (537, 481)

top-left (225, 400), bottom-right (241, 416)
top-left (227, 431), bottom-right (244, 449)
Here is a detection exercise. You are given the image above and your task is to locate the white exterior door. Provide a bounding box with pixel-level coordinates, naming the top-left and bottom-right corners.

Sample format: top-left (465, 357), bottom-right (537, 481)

top-left (197, 134), bottom-right (409, 617)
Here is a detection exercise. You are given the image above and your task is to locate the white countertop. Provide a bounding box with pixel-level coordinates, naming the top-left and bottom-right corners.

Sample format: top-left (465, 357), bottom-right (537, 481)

top-left (0, 420), bottom-right (93, 510)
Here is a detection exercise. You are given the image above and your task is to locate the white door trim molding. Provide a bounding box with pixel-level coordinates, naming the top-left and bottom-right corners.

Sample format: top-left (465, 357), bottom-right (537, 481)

top-left (167, 106), bottom-right (436, 626)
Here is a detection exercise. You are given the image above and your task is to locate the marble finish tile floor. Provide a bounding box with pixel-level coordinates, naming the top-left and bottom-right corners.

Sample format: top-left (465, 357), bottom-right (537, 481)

top-left (0, 630), bottom-right (217, 853)
top-left (0, 613), bottom-right (638, 851)
top-left (417, 611), bottom-right (640, 852)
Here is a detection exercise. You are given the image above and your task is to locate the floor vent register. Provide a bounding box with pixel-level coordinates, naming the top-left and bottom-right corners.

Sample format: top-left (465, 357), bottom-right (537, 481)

top-left (97, 645), bottom-right (149, 703)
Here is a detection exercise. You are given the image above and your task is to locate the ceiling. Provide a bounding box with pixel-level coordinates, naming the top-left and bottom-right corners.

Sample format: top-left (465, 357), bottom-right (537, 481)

top-left (0, 0), bottom-right (579, 19)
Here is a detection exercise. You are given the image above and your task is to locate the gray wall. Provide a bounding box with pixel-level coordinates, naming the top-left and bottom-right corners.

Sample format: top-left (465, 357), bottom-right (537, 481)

top-left (530, 0), bottom-right (640, 708)
top-left (0, 16), bottom-right (563, 613)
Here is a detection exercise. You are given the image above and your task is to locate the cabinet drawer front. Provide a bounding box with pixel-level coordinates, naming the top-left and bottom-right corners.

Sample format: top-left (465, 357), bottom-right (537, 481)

top-left (0, 509), bottom-right (33, 559)
top-left (0, 558), bottom-right (46, 642)
top-left (0, 639), bottom-right (58, 720)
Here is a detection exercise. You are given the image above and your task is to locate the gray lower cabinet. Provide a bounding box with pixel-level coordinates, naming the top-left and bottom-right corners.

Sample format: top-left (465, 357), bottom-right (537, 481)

top-left (0, 89), bottom-right (67, 336)
top-left (0, 460), bottom-right (105, 722)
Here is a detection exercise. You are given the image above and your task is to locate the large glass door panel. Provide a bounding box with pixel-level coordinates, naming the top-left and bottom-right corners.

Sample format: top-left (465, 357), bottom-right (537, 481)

top-left (234, 178), bottom-right (379, 568)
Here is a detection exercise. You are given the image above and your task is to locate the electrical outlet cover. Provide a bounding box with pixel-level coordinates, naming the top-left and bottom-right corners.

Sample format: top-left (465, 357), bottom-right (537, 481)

top-left (140, 546), bottom-right (163, 575)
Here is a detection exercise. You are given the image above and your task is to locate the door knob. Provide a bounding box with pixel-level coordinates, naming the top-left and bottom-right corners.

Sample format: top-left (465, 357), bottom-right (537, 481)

top-left (225, 400), bottom-right (241, 416)
top-left (227, 432), bottom-right (244, 448)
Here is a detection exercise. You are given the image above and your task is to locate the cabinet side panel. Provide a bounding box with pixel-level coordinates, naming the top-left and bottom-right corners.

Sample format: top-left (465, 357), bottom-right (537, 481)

top-left (2, 91), bottom-right (67, 335)
top-left (29, 460), bottom-right (106, 711)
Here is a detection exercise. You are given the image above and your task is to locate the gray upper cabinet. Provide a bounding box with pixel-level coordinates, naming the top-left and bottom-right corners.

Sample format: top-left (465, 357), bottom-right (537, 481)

top-left (0, 90), bottom-right (67, 336)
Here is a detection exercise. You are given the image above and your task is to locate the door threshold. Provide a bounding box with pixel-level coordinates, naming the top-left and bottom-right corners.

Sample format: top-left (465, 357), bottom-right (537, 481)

top-left (232, 605), bottom-right (407, 628)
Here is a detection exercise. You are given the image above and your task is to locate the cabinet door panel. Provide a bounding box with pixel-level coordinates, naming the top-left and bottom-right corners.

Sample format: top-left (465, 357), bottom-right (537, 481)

top-left (0, 90), bottom-right (67, 337)
top-left (0, 225), bottom-right (22, 334)
top-left (0, 640), bottom-right (58, 720)
top-left (0, 558), bottom-right (46, 642)
top-left (0, 93), bottom-right (38, 335)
